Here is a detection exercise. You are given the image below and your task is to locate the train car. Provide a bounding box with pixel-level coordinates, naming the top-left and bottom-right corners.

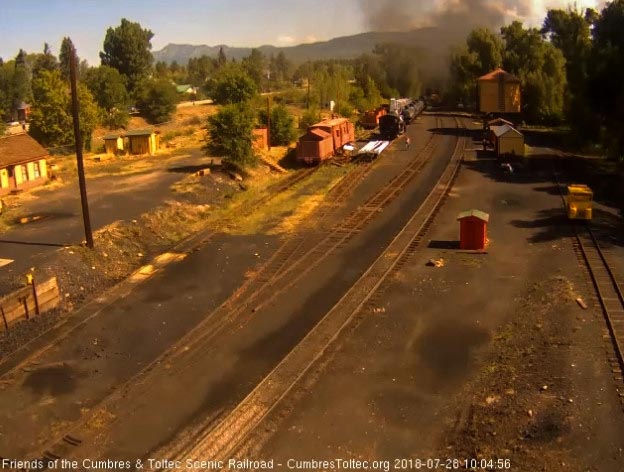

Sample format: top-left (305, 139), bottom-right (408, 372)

top-left (401, 100), bottom-right (425, 124)
top-left (378, 113), bottom-right (405, 140)
top-left (296, 117), bottom-right (355, 165)
top-left (567, 184), bottom-right (593, 220)
top-left (360, 107), bottom-right (387, 129)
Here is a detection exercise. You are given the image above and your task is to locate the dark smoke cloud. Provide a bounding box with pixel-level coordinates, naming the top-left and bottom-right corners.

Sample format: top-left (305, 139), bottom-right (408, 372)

top-left (361, 0), bottom-right (533, 36)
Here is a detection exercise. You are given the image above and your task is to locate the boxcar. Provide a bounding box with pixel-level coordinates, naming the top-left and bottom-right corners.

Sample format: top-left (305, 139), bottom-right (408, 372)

top-left (296, 118), bottom-right (354, 165)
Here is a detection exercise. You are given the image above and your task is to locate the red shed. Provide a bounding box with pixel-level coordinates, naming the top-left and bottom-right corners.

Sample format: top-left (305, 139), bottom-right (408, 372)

top-left (457, 209), bottom-right (489, 251)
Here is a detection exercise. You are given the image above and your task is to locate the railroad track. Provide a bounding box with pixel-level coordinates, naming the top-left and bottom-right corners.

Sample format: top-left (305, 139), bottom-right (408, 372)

top-left (154, 117), bottom-right (466, 469)
top-left (154, 118), bottom-right (447, 369)
top-left (22, 116), bottom-right (448, 468)
top-left (553, 163), bottom-right (624, 409)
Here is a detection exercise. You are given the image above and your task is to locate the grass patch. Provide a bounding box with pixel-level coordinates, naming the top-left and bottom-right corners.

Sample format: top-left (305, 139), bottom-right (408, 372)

top-left (213, 165), bottom-right (349, 235)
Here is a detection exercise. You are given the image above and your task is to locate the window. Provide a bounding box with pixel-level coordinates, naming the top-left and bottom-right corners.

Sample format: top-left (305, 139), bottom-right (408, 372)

top-left (20, 165), bottom-right (28, 182)
top-left (33, 162), bottom-right (40, 179)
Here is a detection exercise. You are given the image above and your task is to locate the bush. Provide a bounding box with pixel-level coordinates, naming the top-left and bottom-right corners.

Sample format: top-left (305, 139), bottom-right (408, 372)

top-left (299, 107), bottom-right (321, 129)
top-left (258, 104), bottom-right (297, 146)
top-left (136, 79), bottom-right (178, 124)
top-left (205, 103), bottom-right (257, 167)
top-left (211, 63), bottom-right (258, 104)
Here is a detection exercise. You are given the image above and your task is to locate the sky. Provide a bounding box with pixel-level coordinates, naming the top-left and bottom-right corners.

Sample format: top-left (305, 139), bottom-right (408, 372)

top-left (0, 0), bottom-right (603, 65)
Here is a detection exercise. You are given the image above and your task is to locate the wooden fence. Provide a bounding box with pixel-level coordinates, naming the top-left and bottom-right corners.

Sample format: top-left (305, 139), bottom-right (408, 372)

top-left (0, 277), bottom-right (60, 332)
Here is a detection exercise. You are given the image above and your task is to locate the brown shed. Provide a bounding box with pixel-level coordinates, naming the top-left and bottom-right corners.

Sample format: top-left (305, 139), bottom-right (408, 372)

top-left (457, 209), bottom-right (489, 251)
top-left (126, 129), bottom-right (160, 155)
top-left (252, 128), bottom-right (268, 151)
top-left (103, 133), bottom-right (124, 155)
top-left (478, 69), bottom-right (521, 114)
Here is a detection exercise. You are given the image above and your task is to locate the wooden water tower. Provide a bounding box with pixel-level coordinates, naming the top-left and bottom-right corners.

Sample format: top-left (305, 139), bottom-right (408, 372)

top-left (477, 68), bottom-right (521, 114)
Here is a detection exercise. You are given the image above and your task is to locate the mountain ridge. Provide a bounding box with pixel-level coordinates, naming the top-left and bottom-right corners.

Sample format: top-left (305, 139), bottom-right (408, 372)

top-left (152, 27), bottom-right (466, 77)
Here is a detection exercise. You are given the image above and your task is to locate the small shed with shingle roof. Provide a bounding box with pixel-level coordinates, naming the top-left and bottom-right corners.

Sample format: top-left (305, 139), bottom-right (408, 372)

top-left (0, 133), bottom-right (49, 195)
top-left (489, 124), bottom-right (524, 157)
top-left (126, 129), bottom-right (160, 155)
top-left (103, 133), bottom-right (125, 155)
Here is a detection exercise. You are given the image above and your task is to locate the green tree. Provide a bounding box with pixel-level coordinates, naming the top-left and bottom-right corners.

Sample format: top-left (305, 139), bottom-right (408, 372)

top-left (299, 107), bottom-right (321, 129)
top-left (32, 43), bottom-right (59, 79)
top-left (29, 69), bottom-right (100, 149)
top-left (12, 49), bottom-right (32, 109)
top-left (211, 63), bottom-right (257, 104)
top-left (501, 21), bottom-right (567, 123)
top-left (269, 51), bottom-right (292, 85)
top-left (83, 65), bottom-right (130, 128)
top-left (76, 82), bottom-right (101, 150)
top-left (258, 104), bottom-right (296, 146)
top-left (59, 37), bottom-right (74, 81)
top-left (589, 0), bottom-right (624, 159)
top-left (154, 61), bottom-right (169, 78)
top-left (0, 59), bottom-right (13, 121)
top-left (136, 78), bottom-right (177, 124)
top-left (448, 28), bottom-right (503, 105)
top-left (543, 8), bottom-right (597, 138)
top-left (100, 18), bottom-right (154, 92)
top-left (217, 47), bottom-right (227, 68)
top-left (242, 48), bottom-right (266, 90)
top-left (187, 55), bottom-right (215, 87)
top-left (29, 70), bottom-right (73, 146)
top-left (205, 103), bottom-right (257, 167)
top-left (349, 75), bottom-right (384, 112)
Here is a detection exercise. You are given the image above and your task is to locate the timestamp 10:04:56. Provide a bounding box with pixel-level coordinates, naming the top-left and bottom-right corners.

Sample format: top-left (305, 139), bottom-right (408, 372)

top-left (392, 458), bottom-right (512, 470)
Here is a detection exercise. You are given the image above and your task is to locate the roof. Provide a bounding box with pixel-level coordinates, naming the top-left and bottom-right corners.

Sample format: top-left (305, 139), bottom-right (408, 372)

top-left (304, 128), bottom-right (331, 140)
top-left (478, 68), bottom-right (521, 83)
top-left (311, 118), bottom-right (349, 128)
top-left (488, 118), bottom-right (514, 126)
top-left (0, 133), bottom-right (48, 167)
top-left (457, 209), bottom-right (490, 222)
top-left (176, 84), bottom-right (194, 93)
top-left (16, 102), bottom-right (31, 110)
top-left (490, 124), bottom-right (523, 138)
top-left (125, 129), bottom-right (158, 137)
top-left (567, 184), bottom-right (593, 196)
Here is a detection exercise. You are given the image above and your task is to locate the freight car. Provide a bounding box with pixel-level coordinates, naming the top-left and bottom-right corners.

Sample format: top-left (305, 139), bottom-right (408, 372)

top-left (360, 107), bottom-right (387, 129)
top-left (296, 117), bottom-right (355, 165)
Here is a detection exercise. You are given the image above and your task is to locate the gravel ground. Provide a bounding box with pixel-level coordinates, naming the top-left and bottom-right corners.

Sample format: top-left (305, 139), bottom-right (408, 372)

top-left (0, 170), bottom-right (242, 358)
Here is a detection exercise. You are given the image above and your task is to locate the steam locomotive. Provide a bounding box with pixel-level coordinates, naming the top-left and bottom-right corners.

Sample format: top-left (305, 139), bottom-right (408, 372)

top-left (378, 98), bottom-right (425, 140)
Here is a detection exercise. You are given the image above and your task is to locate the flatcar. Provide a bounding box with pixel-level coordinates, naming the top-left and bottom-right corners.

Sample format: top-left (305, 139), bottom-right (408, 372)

top-left (296, 117), bottom-right (355, 165)
top-left (567, 184), bottom-right (593, 220)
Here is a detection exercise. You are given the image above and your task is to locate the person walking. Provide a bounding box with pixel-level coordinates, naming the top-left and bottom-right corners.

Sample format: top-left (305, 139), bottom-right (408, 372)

top-left (405, 136), bottom-right (411, 150)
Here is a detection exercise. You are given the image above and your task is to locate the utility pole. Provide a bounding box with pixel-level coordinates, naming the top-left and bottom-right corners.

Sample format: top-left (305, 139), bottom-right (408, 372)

top-left (69, 44), bottom-right (94, 249)
top-left (307, 77), bottom-right (311, 109)
top-left (266, 95), bottom-right (271, 151)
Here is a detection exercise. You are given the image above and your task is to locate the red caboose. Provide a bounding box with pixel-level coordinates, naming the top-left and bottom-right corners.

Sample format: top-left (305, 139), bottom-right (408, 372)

top-left (296, 118), bottom-right (354, 165)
